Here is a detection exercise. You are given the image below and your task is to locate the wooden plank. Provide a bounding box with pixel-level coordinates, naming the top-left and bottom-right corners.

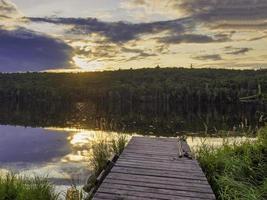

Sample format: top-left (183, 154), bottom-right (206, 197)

top-left (92, 137), bottom-right (215, 200)
top-left (119, 155), bottom-right (199, 164)
top-left (116, 159), bottom-right (201, 168)
top-left (100, 182), bottom-right (215, 199)
top-left (115, 162), bottom-right (203, 174)
top-left (122, 150), bottom-right (178, 157)
top-left (94, 192), bottom-right (155, 200)
top-left (111, 166), bottom-right (207, 181)
top-left (103, 178), bottom-right (213, 194)
top-left (118, 156), bottom-right (199, 164)
top-left (97, 187), bottom-right (212, 200)
top-left (106, 172), bottom-right (211, 187)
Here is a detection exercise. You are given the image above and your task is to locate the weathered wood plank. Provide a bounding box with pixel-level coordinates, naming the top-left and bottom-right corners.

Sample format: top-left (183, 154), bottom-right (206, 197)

top-left (97, 187), bottom-right (212, 200)
top-left (122, 150), bottom-right (178, 157)
top-left (103, 178), bottom-right (214, 194)
top-left (115, 160), bottom-right (202, 171)
top-left (114, 163), bottom-right (203, 174)
top-left (118, 155), bottom-right (199, 165)
top-left (106, 172), bottom-right (211, 187)
top-left (94, 192), bottom-right (154, 200)
top-left (100, 182), bottom-right (215, 199)
top-left (111, 166), bottom-right (207, 181)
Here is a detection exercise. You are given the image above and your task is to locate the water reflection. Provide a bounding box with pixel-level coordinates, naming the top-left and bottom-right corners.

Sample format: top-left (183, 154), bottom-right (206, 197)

top-left (0, 126), bottom-right (127, 188)
top-left (0, 101), bottom-right (266, 135)
top-left (0, 125), bottom-right (70, 163)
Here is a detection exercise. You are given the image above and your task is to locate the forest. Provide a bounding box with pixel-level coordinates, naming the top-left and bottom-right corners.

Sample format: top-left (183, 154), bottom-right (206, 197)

top-left (0, 67), bottom-right (267, 107)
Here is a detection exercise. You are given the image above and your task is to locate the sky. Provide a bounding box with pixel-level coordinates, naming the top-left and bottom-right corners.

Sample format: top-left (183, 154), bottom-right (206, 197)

top-left (0, 0), bottom-right (267, 72)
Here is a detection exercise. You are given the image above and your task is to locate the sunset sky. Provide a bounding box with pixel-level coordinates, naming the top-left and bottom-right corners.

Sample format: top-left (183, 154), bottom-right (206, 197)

top-left (0, 0), bottom-right (267, 72)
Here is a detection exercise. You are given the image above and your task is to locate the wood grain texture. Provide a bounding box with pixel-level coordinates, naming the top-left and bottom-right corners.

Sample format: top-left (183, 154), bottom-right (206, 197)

top-left (93, 136), bottom-right (215, 200)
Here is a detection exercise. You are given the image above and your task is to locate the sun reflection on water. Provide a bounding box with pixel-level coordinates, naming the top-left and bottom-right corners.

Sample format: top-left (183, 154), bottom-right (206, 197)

top-left (44, 127), bottom-right (257, 162)
top-left (44, 127), bottom-right (131, 163)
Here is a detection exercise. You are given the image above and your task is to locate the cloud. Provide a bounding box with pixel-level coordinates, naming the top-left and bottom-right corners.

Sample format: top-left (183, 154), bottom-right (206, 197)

top-left (0, 0), bottom-right (21, 17)
top-left (248, 34), bottom-right (267, 41)
top-left (29, 17), bottom-right (187, 43)
top-left (158, 33), bottom-right (230, 44)
top-left (192, 54), bottom-right (222, 61)
top-left (176, 0), bottom-right (267, 30)
top-left (120, 0), bottom-right (184, 21)
top-left (224, 46), bottom-right (253, 55)
top-left (211, 21), bottom-right (267, 30)
top-left (0, 27), bottom-right (74, 72)
top-left (179, 0), bottom-right (267, 21)
top-left (0, 0), bottom-right (25, 28)
top-left (120, 47), bottom-right (157, 61)
top-left (124, 0), bottom-right (267, 30)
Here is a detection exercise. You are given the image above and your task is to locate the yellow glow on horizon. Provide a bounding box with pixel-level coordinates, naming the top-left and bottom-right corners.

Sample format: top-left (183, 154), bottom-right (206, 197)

top-left (73, 56), bottom-right (104, 71)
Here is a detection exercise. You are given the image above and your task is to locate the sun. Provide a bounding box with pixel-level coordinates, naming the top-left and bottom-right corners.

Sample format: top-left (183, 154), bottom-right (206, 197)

top-left (73, 55), bottom-right (103, 72)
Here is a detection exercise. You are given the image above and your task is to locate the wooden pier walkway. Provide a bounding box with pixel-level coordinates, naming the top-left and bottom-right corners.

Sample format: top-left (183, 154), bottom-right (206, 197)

top-left (93, 137), bottom-right (215, 200)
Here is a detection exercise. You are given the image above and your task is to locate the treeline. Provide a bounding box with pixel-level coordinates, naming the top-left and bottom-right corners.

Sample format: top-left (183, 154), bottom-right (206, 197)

top-left (0, 68), bottom-right (267, 108)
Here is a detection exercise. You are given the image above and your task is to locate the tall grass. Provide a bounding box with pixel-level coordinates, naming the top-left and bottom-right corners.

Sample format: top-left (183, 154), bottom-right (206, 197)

top-left (89, 134), bottom-right (128, 175)
top-left (84, 134), bottom-right (128, 194)
top-left (196, 127), bottom-right (267, 200)
top-left (0, 173), bottom-right (60, 200)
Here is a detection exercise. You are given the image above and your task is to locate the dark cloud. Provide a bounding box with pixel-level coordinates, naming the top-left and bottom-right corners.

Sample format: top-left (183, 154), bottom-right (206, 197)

top-left (179, 0), bottom-right (267, 21)
top-left (0, 28), bottom-right (73, 72)
top-left (192, 54), bottom-right (222, 61)
top-left (120, 47), bottom-right (157, 61)
top-left (29, 17), bottom-right (188, 43)
top-left (224, 46), bottom-right (252, 55)
top-left (76, 44), bottom-right (119, 61)
top-left (122, 52), bottom-right (157, 62)
top-left (176, 0), bottom-right (267, 30)
top-left (158, 33), bottom-right (230, 44)
top-left (120, 47), bottom-right (151, 54)
top-left (75, 44), bottom-right (157, 62)
top-left (212, 22), bottom-right (267, 30)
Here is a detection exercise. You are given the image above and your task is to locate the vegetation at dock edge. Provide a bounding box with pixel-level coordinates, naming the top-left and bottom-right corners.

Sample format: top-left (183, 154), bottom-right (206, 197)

top-left (196, 126), bottom-right (267, 200)
top-left (84, 134), bottom-right (128, 194)
top-left (0, 173), bottom-right (59, 200)
top-left (90, 134), bottom-right (128, 175)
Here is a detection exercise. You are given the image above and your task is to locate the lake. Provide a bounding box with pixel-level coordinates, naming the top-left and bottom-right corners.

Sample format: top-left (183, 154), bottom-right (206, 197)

top-left (0, 102), bottom-right (266, 195)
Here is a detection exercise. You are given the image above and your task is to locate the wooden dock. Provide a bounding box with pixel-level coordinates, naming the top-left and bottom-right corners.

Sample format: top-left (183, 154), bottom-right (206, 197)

top-left (93, 137), bottom-right (216, 200)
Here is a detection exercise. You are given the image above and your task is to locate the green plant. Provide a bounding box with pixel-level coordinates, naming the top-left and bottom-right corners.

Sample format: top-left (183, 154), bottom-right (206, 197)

top-left (90, 138), bottom-right (111, 176)
top-left (86, 134), bottom-right (128, 190)
top-left (111, 134), bottom-right (128, 155)
top-left (196, 127), bottom-right (267, 200)
top-left (0, 173), bottom-right (60, 200)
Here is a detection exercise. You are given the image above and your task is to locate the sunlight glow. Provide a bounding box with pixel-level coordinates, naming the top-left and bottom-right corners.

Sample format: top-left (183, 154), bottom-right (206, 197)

top-left (73, 56), bottom-right (104, 71)
top-left (45, 127), bottom-right (131, 162)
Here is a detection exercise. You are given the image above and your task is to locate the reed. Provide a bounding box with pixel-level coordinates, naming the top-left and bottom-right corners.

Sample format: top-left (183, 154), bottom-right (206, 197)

top-left (196, 127), bottom-right (267, 200)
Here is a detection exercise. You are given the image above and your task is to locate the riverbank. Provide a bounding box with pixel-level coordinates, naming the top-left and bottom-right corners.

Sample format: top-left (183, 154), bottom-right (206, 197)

top-left (196, 126), bottom-right (267, 200)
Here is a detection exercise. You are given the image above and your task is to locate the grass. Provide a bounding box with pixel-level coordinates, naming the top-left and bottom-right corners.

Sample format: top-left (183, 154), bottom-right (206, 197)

top-left (84, 134), bottom-right (128, 194)
top-left (0, 173), bottom-right (60, 200)
top-left (196, 126), bottom-right (267, 200)
top-left (89, 134), bottom-right (128, 176)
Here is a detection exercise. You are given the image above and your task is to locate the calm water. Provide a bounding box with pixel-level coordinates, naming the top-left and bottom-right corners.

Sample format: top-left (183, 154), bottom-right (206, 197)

top-left (0, 102), bottom-right (266, 195)
top-left (0, 126), bottom-right (92, 190)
